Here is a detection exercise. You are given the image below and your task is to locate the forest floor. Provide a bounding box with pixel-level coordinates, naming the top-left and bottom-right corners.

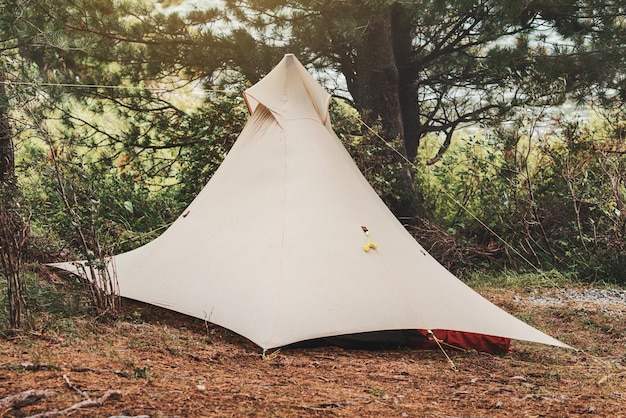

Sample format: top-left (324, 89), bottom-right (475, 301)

top-left (1, 284), bottom-right (625, 417)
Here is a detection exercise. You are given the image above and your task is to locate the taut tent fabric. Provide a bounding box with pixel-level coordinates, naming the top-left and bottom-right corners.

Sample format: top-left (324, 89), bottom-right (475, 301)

top-left (51, 54), bottom-right (571, 352)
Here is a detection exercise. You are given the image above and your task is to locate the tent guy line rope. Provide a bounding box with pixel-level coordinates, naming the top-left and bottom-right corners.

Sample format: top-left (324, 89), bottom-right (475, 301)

top-left (428, 330), bottom-right (458, 371)
top-left (0, 79), bottom-right (234, 94)
top-left (349, 107), bottom-right (562, 289)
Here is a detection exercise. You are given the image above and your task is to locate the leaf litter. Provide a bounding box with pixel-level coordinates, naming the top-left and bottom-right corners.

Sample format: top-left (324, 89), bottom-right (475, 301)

top-left (0, 287), bottom-right (624, 417)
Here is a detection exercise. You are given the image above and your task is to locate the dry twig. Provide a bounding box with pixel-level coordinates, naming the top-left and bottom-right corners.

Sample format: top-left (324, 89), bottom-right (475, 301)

top-left (62, 374), bottom-right (90, 400)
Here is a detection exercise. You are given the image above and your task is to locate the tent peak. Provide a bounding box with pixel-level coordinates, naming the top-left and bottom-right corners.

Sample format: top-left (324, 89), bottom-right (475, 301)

top-left (243, 54), bottom-right (330, 125)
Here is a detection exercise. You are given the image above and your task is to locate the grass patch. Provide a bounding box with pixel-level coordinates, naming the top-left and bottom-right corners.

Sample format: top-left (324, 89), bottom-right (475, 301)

top-left (0, 265), bottom-right (95, 337)
top-left (462, 269), bottom-right (577, 290)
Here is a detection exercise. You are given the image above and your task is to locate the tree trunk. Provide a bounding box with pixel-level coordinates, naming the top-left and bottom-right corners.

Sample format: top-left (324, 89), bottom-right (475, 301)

top-left (351, 10), bottom-right (420, 219)
top-left (353, 13), bottom-right (403, 142)
top-left (0, 198), bottom-right (24, 329)
top-left (0, 66), bottom-right (23, 329)
top-left (391, 3), bottom-right (421, 164)
top-left (0, 67), bottom-right (14, 184)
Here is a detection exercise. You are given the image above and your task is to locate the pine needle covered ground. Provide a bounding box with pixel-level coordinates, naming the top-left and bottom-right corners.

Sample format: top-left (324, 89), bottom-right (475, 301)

top-left (1, 283), bottom-right (624, 417)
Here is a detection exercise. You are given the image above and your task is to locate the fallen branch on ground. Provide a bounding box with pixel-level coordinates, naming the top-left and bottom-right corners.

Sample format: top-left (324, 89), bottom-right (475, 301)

top-left (70, 366), bottom-right (129, 377)
top-left (0, 390), bottom-right (56, 414)
top-left (0, 361), bottom-right (59, 371)
top-left (62, 374), bottom-right (90, 400)
top-left (24, 390), bottom-right (122, 418)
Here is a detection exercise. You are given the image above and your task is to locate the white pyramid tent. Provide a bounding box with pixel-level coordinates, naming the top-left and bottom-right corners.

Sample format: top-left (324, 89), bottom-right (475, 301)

top-left (52, 54), bottom-right (570, 351)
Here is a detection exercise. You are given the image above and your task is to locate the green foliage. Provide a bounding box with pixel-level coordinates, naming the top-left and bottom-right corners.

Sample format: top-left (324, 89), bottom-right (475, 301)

top-left (11, 92), bottom-right (249, 258)
top-left (0, 270), bottom-right (93, 336)
top-left (18, 140), bottom-right (181, 255)
top-left (419, 108), bottom-right (626, 283)
top-left (132, 365), bottom-right (152, 379)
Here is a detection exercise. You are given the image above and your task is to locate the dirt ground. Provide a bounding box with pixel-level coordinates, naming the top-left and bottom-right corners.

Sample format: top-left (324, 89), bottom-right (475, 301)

top-left (1, 287), bottom-right (624, 417)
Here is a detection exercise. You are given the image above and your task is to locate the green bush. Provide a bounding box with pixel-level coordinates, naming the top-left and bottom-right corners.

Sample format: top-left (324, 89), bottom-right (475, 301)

top-left (418, 109), bottom-right (626, 283)
top-left (0, 268), bottom-right (93, 336)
